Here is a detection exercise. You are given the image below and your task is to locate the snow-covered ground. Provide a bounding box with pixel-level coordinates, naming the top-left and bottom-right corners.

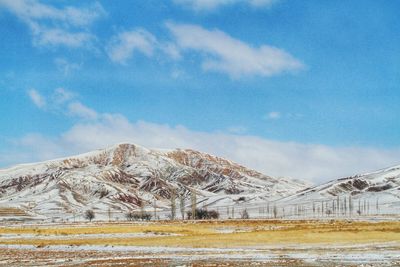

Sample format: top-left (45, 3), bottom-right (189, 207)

top-left (0, 242), bottom-right (399, 266)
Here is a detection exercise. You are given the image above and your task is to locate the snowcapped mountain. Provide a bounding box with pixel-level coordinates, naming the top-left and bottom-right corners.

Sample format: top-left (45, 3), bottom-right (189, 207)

top-left (0, 143), bottom-right (308, 221)
top-left (276, 164), bottom-right (400, 216)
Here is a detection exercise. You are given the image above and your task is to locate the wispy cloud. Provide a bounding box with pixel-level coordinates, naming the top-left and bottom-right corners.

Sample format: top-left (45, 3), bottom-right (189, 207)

top-left (0, 0), bottom-right (105, 48)
top-left (29, 24), bottom-right (94, 48)
top-left (265, 111), bottom-right (281, 120)
top-left (263, 111), bottom-right (303, 120)
top-left (27, 88), bottom-right (46, 108)
top-left (226, 125), bottom-right (248, 134)
top-left (173, 0), bottom-right (277, 11)
top-left (7, 115), bottom-right (400, 184)
top-left (26, 88), bottom-right (96, 121)
top-left (67, 101), bottom-right (98, 120)
top-left (107, 23), bottom-right (302, 79)
top-left (8, 93), bottom-right (400, 183)
top-left (54, 58), bottom-right (81, 76)
top-left (52, 87), bottom-right (75, 104)
top-left (167, 23), bottom-right (304, 78)
top-left (107, 29), bottom-right (157, 64)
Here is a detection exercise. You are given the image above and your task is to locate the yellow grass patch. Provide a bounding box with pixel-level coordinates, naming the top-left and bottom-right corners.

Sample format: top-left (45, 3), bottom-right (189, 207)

top-left (1, 220), bottom-right (399, 248)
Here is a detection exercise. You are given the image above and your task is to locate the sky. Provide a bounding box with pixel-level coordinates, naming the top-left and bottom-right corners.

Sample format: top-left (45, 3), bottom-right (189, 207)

top-left (1, 0), bottom-right (400, 183)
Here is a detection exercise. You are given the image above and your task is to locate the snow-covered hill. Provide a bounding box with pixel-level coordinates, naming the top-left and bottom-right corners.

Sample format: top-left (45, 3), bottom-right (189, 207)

top-left (275, 164), bottom-right (400, 217)
top-left (0, 143), bottom-right (308, 221)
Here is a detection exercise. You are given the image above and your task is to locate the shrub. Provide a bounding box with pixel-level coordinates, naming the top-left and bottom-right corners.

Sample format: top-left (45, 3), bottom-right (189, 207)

top-left (240, 209), bottom-right (249, 219)
top-left (125, 211), bottom-right (152, 221)
top-left (186, 208), bottom-right (219, 220)
top-left (125, 211), bottom-right (135, 221)
top-left (84, 210), bottom-right (95, 222)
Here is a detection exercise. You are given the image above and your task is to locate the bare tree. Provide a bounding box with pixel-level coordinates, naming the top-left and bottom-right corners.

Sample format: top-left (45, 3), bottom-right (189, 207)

top-left (312, 202), bottom-right (315, 217)
top-left (170, 189), bottom-right (176, 220)
top-left (336, 195), bottom-right (340, 216)
top-left (140, 200), bottom-right (145, 219)
top-left (376, 198), bottom-right (379, 214)
top-left (321, 201), bottom-right (324, 217)
top-left (180, 194), bottom-right (185, 220)
top-left (364, 199), bottom-right (367, 215)
top-left (84, 209), bottom-right (95, 222)
top-left (349, 195), bottom-right (353, 217)
top-left (240, 208), bottom-right (249, 219)
top-left (153, 199), bottom-right (157, 220)
top-left (191, 189), bottom-right (197, 220)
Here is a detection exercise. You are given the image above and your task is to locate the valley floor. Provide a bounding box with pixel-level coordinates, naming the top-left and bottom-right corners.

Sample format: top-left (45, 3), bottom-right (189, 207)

top-left (0, 219), bottom-right (400, 266)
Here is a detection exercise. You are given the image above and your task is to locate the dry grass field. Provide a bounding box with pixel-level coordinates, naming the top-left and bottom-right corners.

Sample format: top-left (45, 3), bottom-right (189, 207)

top-left (0, 219), bottom-right (400, 266)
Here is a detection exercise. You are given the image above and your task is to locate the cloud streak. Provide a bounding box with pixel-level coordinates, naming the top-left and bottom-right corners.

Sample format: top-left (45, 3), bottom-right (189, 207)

top-left (26, 88), bottom-right (95, 120)
top-left (8, 90), bottom-right (400, 184)
top-left (67, 102), bottom-right (98, 120)
top-left (27, 88), bottom-right (46, 108)
top-left (265, 111), bottom-right (281, 120)
top-left (173, 0), bottom-right (277, 11)
top-left (107, 29), bottom-right (157, 64)
top-left (167, 23), bottom-right (303, 78)
top-left (107, 23), bottom-right (303, 78)
top-left (0, 0), bottom-right (105, 48)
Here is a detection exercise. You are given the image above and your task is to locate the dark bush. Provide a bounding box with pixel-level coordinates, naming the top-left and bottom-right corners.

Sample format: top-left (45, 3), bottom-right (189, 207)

top-left (126, 211), bottom-right (152, 221)
top-left (141, 212), bottom-right (152, 221)
top-left (84, 210), bottom-right (95, 222)
top-left (186, 208), bottom-right (219, 220)
top-left (240, 209), bottom-right (249, 219)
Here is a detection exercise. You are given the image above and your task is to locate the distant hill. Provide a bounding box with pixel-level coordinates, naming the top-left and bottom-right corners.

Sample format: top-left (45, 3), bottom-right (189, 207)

top-left (0, 143), bottom-right (307, 221)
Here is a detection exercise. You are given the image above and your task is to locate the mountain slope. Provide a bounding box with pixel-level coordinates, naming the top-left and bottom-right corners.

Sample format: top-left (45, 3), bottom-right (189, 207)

top-left (0, 143), bottom-right (308, 220)
top-left (276, 164), bottom-right (400, 216)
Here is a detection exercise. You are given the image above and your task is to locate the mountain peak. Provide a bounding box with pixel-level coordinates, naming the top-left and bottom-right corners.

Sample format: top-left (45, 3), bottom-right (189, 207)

top-left (0, 143), bottom-right (309, 220)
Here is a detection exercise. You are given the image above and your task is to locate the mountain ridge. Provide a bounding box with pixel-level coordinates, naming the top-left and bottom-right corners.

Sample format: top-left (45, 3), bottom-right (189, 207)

top-left (0, 143), bottom-right (309, 220)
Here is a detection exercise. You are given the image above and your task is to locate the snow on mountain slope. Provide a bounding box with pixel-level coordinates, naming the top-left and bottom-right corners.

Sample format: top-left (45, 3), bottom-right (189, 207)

top-left (275, 164), bottom-right (400, 216)
top-left (0, 143), bottom-right (308, 221)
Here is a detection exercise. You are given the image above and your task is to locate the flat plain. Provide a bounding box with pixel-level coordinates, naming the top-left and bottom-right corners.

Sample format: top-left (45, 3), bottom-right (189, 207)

top-left (0, 219), bottom-right (400, 266)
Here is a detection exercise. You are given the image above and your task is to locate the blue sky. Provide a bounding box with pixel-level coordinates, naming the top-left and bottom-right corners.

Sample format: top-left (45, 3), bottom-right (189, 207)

top-left (1, 0), bottom-right (400, 183)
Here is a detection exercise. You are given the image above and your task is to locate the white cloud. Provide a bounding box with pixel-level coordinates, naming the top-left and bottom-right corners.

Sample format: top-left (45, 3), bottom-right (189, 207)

top-left (167, 23), bottom-right (303, 78)
top-left (173, 0), bottom-right (277, 11)
top-left (29, 23), bottom-right (94, 48)
top-left (161, 42), bottom-right (182, 60)
top-left (67, 101), bottom-right (98, 120)
top-left (0, 0), bottom-right (105, 48)
top-left (249, 0), bottom-right (276, 7)
top-left (5, 99), bottom-right (400, 184)
top-left (106, 23), bottom-right (302, 79)
top-left (11, 91), bottom-right (400, 184)
top-left (170, 68), bottom-right (185, 79)
top-left (27, 88), bottom-right (46, 108)
top-left (265, 111), bottom-right (281, 120)
top-left (52, 87), bottom-right (75, 104)
top-left (107, 29), bottom-right (157, 64)
top-left (226, 125), bottom-right (248, 134)
top-left (54, 58), bottom-right (81, 75)
top-left (27, 88), bottom-right (92, 120)
top-left (0, 0), bottom-right (105, 26)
